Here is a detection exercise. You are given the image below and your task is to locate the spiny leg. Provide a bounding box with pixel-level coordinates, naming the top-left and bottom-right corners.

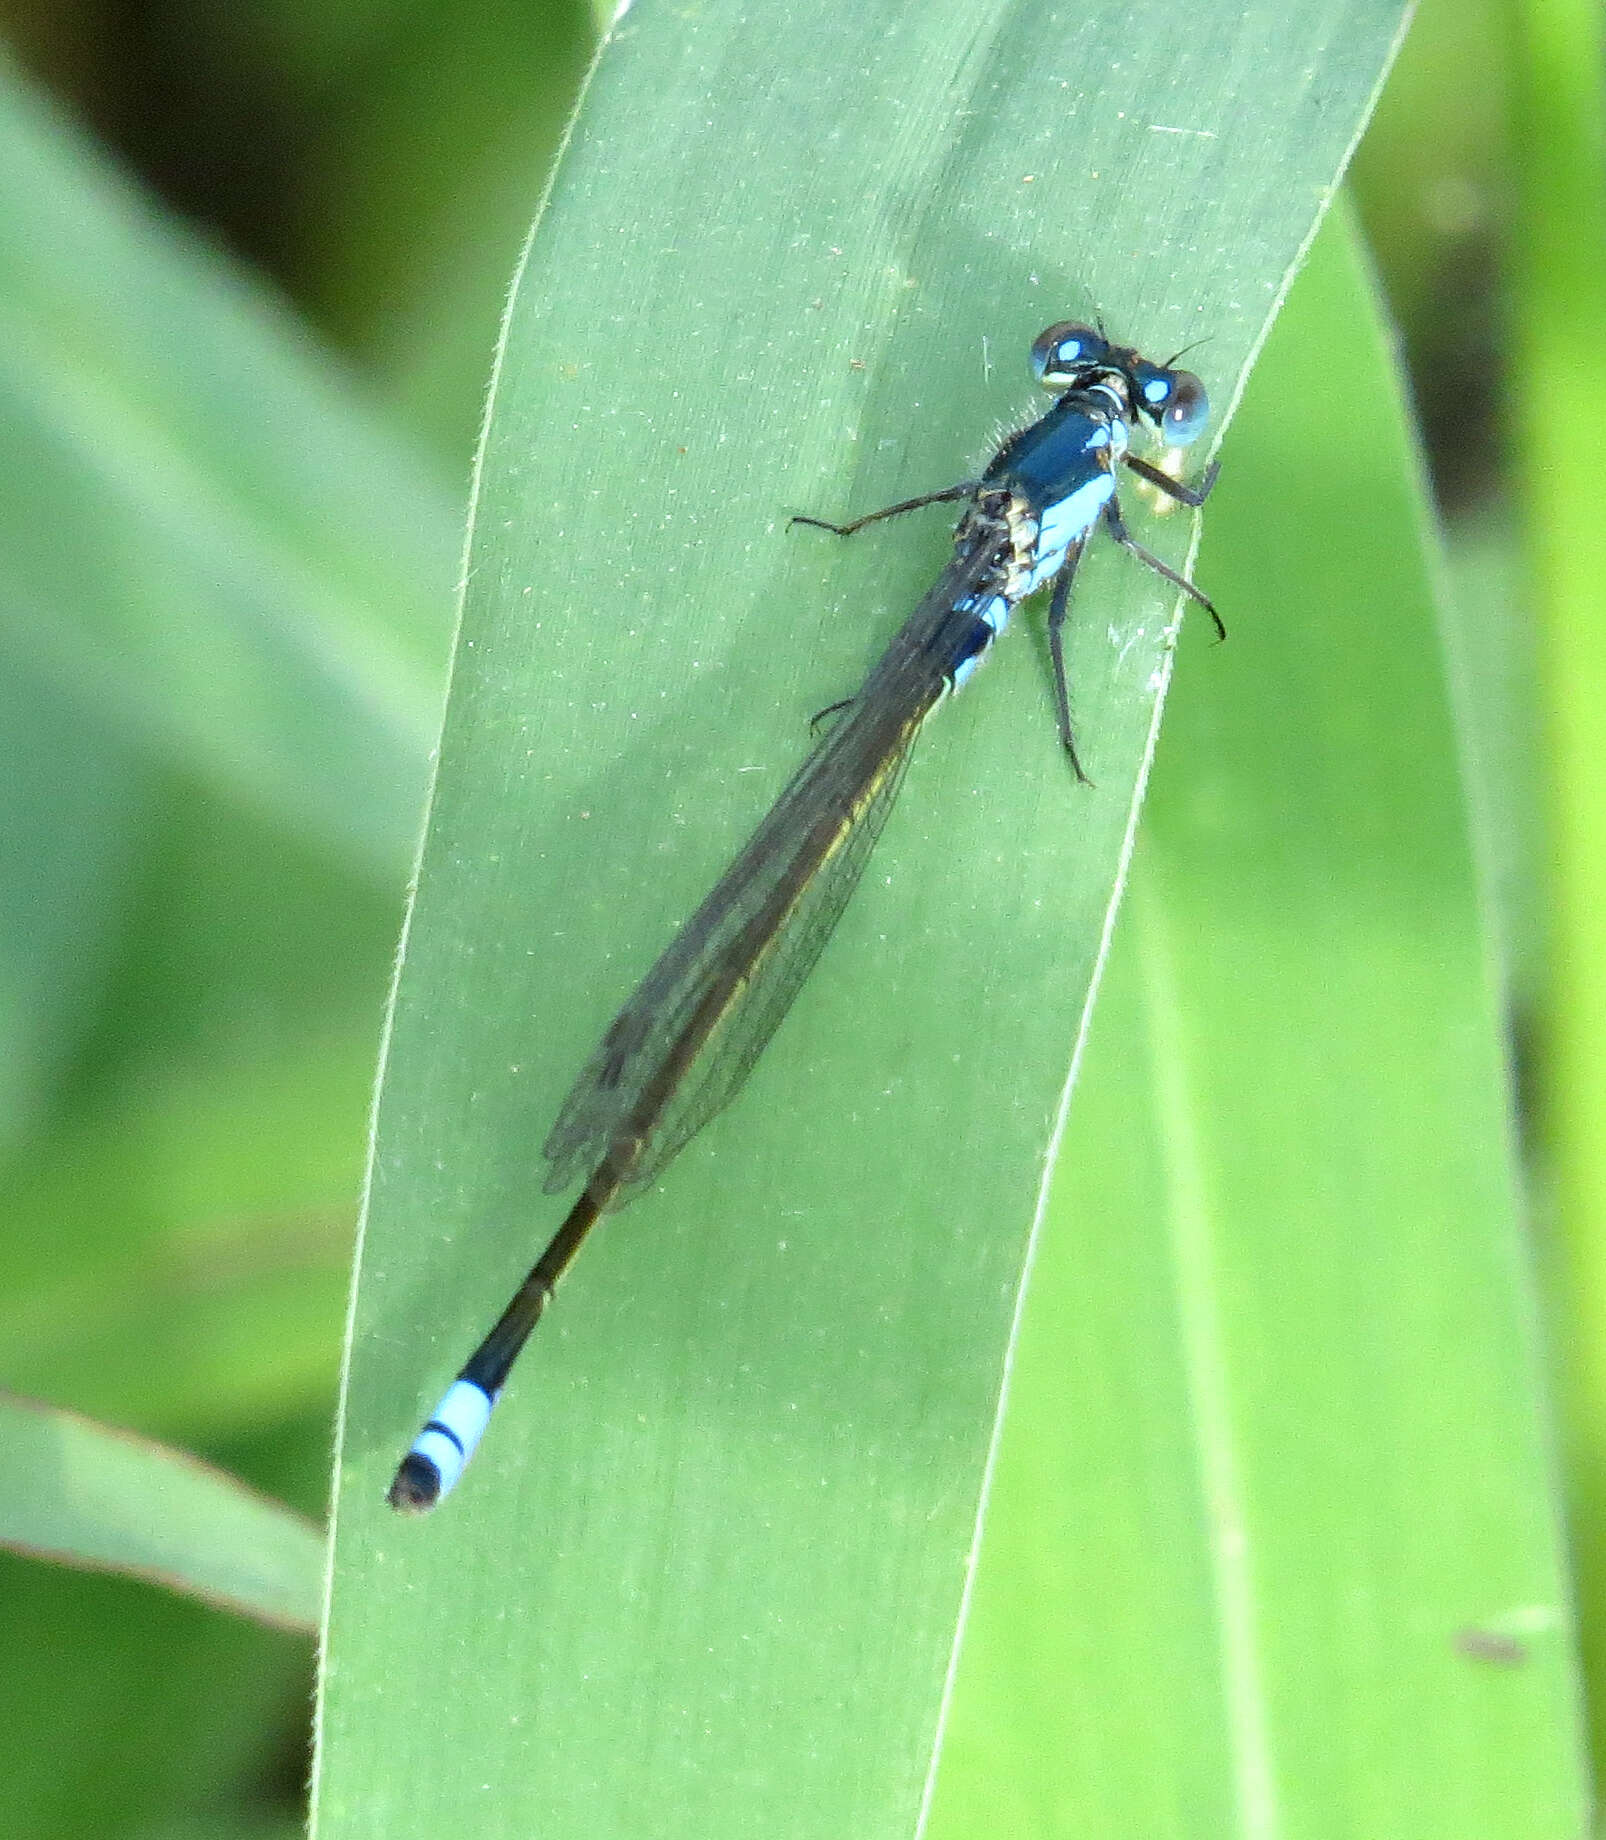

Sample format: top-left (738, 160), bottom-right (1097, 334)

top-left (808, 696), bottom-right (854, 733)
top-left (1101, 499), bottom-right (1226, 641)
top-left (791, 483), bottom-right (984, 727)
top-left (790, 480), bottom-right (979, 537)
top-left (1122, 452), bottom-right (1221, 509)
top-left (1045, 542), bottom-right (1092, 785)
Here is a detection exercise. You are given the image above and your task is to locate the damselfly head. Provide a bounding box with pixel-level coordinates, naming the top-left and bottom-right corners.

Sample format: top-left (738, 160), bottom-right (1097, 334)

top-left (1030, 321), bottom-right (1210, 448)
top-left (1130, 360), bottom-right (1210, 446)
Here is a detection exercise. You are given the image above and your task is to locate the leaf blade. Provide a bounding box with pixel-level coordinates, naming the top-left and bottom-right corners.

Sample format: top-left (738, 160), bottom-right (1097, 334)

top-left (323, 6), bottom-right (1419, 1837)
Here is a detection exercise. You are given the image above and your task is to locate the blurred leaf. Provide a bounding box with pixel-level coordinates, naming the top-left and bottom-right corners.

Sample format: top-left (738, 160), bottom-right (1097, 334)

top-left (1349, 0), bottom-right (1509, 337)
top-left (1441, 505), bottom-right (1542, 1006)
top-left (0, 652), bottom-right (151, 1141)
top-left (0, 63), bottom-right (460, 1840)
top-left (0, 52), bottom-right (455, 879)
top-left (1507, 0), bottom-right (1606, 1780)
top-left (131, 1821), bottom-right (306, 1840)
top-left (0, 1034), bottom-right (366, 1436)
top-left (0, 1395), bottom-right (324, 1630)
top-left (0, 1416), bottom-right (320, 1840)
top-left (321, 3), bottom-right (1427, 1837)
top-left (0, 41), bottom-right (457, 1462)
top-left (287, 0), bottom-right (596, 462)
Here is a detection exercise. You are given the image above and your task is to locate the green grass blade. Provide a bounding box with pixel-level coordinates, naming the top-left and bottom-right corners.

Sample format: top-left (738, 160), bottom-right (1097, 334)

top-left (926, 202), bottom-right (1587, 1838)
top-left (323, 3), bottom-right (1413, 1834)
top-left (0, 1396), bottom-right (324, 1631)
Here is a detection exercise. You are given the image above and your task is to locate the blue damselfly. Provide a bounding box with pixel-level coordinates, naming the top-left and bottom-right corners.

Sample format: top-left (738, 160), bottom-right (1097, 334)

top-left (390, 322), bottom-right (1218, 1512)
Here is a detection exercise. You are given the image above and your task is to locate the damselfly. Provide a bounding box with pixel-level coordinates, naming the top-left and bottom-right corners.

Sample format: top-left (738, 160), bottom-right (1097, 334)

top-left (389, 322), bottom-right (1219, 1513)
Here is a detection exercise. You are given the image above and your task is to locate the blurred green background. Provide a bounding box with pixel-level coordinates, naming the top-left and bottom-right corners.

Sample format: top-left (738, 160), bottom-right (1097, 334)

top-left (0, 0), bottom-right (1597, 1835)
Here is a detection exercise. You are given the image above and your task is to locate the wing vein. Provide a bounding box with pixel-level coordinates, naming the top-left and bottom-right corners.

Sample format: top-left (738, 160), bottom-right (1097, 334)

top-left (542, 535), bottom-right (1007, 1197)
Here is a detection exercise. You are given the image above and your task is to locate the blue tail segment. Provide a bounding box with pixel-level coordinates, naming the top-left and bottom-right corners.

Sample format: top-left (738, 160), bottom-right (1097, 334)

top-left (388, 1378), bottom-right (496, 1513)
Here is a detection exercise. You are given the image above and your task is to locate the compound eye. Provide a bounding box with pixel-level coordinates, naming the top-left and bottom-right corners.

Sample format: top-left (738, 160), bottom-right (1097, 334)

top-left (1030, 321), bottom-right (1108, 389)
top-left (1134, 365), bottom-right (1210, 445)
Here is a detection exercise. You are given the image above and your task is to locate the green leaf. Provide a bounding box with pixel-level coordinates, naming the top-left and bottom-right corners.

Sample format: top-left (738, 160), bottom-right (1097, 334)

top-left (0, 1396), bottom-right (324, 1631)
top-left (323, 4), bottom-right (1431, 1837)
top-left (926, 204), bottom-right (1587, 1839)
